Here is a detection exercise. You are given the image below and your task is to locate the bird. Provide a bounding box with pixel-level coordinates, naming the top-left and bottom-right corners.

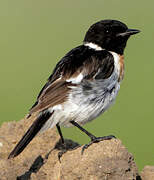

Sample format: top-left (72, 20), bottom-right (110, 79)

top-left (8, 19), bottom-right (140, 159)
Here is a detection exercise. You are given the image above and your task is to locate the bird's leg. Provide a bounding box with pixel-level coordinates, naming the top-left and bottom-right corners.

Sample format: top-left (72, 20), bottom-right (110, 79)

top-left (56, 123), bottom-right (65, 144)
top-left (70, 120), bottom-right (116, 154)
top-left (55, 124), bottom-right (80, 161)
top-left (56, 123), bottom-right (67, 160)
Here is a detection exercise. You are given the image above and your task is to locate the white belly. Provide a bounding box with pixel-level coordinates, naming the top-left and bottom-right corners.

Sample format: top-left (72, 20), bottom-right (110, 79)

top-left (57, 81), bottom-right (120, 127)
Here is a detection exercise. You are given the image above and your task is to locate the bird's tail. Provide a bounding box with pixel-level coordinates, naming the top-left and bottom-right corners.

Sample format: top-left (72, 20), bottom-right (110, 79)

top-left (8, 110), bottom-right (53, 159)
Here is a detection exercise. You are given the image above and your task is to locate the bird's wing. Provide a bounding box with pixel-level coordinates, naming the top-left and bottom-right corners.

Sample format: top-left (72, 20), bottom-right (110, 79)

top-left (29, 45), bottom-right (114, 115)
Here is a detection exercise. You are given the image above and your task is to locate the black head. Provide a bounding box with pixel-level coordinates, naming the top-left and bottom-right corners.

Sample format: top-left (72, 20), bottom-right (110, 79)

top-left (84, 20), bottom-right (140, 55)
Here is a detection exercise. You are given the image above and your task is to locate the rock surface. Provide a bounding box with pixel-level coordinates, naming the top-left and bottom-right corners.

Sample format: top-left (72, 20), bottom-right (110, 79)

top-left (141, 166), bottom-right (154, 180)
top-left (0, 116), bottom-right (151, 179)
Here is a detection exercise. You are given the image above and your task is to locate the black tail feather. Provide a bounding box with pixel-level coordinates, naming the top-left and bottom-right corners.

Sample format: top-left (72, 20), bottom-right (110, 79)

top-left (8, 110), bottom-right (53, 159)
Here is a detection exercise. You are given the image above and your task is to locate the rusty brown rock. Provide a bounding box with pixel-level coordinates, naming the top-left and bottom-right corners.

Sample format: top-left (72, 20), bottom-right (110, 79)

top-left (0, 117), bottom-right (143, 180)
top-left (141, 166), bottom-right (154, 180)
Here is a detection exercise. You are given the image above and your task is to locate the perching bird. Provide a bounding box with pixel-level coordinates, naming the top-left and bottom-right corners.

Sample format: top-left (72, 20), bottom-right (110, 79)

top-left (8, 20), bottom-right (140, 159)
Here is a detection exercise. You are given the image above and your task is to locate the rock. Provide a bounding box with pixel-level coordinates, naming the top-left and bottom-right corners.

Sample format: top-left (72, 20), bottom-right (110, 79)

top-left (0, 117), bottom-right (144, 179)
top-left (141, 166), bottom-right (154, 180)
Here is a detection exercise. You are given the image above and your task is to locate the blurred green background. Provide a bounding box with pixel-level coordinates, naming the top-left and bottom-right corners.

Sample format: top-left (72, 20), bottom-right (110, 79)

top-left (0, 0), bottom-right (153, 170)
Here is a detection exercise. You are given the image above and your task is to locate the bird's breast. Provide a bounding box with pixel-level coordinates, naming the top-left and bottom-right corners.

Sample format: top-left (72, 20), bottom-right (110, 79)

top-left (109, 51), bottom-right (124, 83)
top-left (118, 55), bottom-right (125, 82)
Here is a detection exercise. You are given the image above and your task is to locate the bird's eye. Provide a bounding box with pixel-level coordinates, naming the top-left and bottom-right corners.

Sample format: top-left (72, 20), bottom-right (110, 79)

top-left (106, 30), bottom-right (109, 33)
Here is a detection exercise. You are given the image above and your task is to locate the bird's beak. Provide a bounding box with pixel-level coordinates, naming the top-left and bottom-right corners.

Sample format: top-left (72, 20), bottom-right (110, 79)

top-left (117, 29), bottom-right (140, 37)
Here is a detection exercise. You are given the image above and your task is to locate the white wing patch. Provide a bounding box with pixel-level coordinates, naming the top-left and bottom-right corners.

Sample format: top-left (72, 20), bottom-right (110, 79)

top-left (66, 73), bottom-right (84, 84)
top-left (52, 104), bottom-right (62, 111)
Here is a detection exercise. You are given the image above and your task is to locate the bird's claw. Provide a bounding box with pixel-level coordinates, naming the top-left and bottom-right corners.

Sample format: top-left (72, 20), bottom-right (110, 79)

top-left (81, 135), bottom-right (116, 154)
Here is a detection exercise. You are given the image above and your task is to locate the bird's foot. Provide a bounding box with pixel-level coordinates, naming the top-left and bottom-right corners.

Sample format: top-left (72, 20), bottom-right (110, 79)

top-left (54, 139), bottom-right (80, 162)
top-left (81, 135), bottom-right (116, 154)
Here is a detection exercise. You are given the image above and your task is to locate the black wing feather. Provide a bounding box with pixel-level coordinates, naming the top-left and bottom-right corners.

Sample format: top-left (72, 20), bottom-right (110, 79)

top-left (29, 45), bottom-right (114, 113)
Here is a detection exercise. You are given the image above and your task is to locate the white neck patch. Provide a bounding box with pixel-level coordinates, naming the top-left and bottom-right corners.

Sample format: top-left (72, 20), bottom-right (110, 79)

top-left (84, 42), bottom-right (103, 51)
top-left (109, 51), bottom-right (120, 76)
